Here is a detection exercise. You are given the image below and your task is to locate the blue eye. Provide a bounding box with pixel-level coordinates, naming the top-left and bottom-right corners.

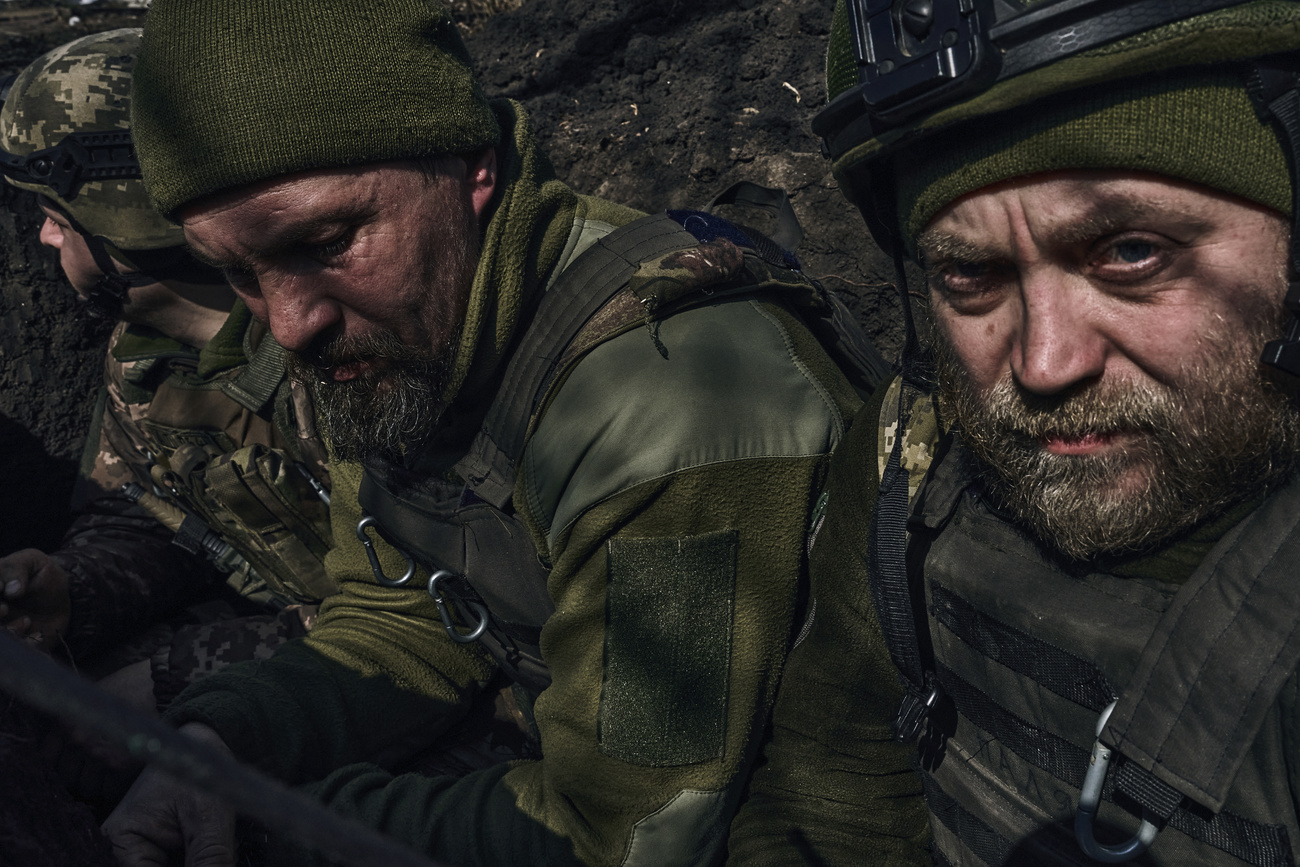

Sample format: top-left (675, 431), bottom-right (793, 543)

top-left (1112, 241), bottom-right (1153, 263)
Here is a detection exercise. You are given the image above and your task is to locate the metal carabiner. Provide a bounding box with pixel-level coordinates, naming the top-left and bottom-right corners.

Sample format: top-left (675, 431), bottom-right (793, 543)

top-left (354, 515), bottom-right (416, 587)
top-left (1075, 700), bottom-right (1161, 862)
top-left (427, 570), bottom-right (489, 644)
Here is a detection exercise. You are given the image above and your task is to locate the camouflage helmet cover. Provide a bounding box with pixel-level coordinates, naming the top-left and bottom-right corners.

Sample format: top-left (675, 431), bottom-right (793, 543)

top-left (0, 28), bottom-right (183, 252)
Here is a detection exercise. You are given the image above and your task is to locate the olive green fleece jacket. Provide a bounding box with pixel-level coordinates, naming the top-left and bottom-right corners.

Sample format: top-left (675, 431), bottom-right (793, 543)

top-left (162, 106), bottom-right (863, 864)
top-left (726, 380), bottom-right (1285, 865)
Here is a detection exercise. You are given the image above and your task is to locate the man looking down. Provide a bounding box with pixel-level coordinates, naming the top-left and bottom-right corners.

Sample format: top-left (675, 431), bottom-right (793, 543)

top-left (102, 1), bottom-right (867, 864)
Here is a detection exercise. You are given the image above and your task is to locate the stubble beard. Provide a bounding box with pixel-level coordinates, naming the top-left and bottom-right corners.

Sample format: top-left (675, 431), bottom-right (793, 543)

top-left (935, 303), bottom-right (1300, 561)
top-left (287, 186), bottom-right (479, 465)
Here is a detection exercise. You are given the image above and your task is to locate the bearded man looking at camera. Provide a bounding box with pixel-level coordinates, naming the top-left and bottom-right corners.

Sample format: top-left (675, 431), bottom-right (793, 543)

top-left (728, 2), bottom-right (1300, 865)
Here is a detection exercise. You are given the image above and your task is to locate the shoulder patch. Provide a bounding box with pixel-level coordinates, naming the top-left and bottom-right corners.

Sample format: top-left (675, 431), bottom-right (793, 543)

top-left (600, 530), bottom-right (736, 767)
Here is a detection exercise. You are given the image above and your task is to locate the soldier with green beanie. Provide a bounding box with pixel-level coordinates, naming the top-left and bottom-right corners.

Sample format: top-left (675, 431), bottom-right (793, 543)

top-left (102, 0), bottom-right (872, 865)
top-left (0, 28), bottom-right (339, 776)
top-left (728, 1), bottom-right (1300, 865)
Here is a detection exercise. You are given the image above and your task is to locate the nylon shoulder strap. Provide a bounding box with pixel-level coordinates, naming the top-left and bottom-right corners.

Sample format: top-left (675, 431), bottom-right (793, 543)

top-left (453, 212), bottom-right (697, 508)
top-left (219, 331), bottom-right (287, 413)
top-left (869, 374), bottom-right (946, 741)
top-left (1103, 472), bottom-right (1300, 816)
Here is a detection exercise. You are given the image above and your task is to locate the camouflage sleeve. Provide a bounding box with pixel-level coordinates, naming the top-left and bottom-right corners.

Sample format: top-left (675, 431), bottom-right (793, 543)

top-left (53, 500), bottom-right (218, 659)
top-left (54, 337), bottom-right (218, 659)
top-left (69, 324), bottom-right (157, 509)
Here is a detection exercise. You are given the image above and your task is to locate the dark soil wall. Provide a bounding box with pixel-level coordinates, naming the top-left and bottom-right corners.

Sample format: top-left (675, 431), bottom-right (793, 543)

top-left (0, 0), bottom-right (899, 553)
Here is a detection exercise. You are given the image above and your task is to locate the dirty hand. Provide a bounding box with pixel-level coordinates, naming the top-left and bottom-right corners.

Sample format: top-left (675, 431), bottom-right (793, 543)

top-left (102, 723), bottom-right (238, 867)
top-left (0, 548), bottom-right (70, 651)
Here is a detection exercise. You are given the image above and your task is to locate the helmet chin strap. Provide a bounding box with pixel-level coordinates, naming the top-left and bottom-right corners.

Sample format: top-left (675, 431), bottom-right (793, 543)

top-left (1249, 59), bottom-right (1300, 377)
top-left (80, 232), bottom-right (157, 320)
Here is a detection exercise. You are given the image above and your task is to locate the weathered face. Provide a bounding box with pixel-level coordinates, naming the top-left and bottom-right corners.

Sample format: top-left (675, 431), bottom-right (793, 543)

top-left (182, 155), bottom-right (497, 461)
top-left (920, 171), bottom-right (1300, 558)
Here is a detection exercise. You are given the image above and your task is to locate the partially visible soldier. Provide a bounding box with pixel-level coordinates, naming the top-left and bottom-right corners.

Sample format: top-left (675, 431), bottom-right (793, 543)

top-left (730, 1), bottom-right (1300, 865)
top-left (0, 29), bottom-right (335, 718)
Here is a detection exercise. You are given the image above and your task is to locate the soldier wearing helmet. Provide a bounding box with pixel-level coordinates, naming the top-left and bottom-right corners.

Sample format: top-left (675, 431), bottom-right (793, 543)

top-left (0, 29), bottom-right (336, 737)
top-left (730, 2), bottom-right (1300, 865)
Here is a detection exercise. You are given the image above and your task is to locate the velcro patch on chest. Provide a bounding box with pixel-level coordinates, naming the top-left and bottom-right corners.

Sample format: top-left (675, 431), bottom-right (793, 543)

top-left (599, 529), bottom-right (738, 767)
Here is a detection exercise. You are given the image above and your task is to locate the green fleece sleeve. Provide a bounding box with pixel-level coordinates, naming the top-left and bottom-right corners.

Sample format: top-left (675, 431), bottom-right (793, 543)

top-left (164, 459), bottom-right (499, 781)
top-left (725, 392), bottom-right (932, 865)
top-left (255, 455), bottom-right (839, 867)
top-left (250, 298), bottom-right (861, 866)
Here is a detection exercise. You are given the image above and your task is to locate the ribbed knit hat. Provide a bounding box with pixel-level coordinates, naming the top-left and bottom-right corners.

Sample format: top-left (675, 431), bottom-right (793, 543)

top-left (820, 0), bottom-right (1300, 248)
top-left (897, 68), bottom-right (1290, 243)
top-left (132, 0), bottom-right (501, 219)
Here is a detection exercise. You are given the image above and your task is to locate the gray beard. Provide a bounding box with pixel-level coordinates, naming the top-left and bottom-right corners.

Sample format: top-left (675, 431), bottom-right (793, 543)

top-left (933, 320), bottom-right (1300, 560)
top-left (288, 329), bottom-right (458, 465)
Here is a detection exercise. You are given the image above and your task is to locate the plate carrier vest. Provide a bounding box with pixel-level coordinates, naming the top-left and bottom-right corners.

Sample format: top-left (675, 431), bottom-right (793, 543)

top-left (869, 375), bottom-right (1300, 866)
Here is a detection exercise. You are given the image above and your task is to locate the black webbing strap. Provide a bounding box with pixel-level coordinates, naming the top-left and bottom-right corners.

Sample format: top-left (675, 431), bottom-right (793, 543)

top-left (453, 212), bottom-right (696, 508)
top-left (864, 165), bottom-right (943, 742)
top-left (940, 661), bottom-right (1293, 866)
top-left (1102, 473), bottom-right (1300, 816)
top-left (220, 331), bottom-right (288, 413)
top-left (867, 378), bottom-right (943, 743)
top-left (1250, 59), bottom-right (1300, 376)
top-left (929, 582), bottom-right (1119, 713)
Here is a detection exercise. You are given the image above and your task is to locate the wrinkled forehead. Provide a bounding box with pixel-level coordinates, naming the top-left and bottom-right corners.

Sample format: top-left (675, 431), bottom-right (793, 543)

top-left (917, 171), bottom-right (1260, 260)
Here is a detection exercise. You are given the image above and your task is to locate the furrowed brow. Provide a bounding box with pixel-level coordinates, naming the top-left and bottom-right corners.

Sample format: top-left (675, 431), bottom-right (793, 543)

top-left (1043, 195), bottom-right (1213, 247)
top-left (917, 229), bottom-right (996, 272)
top-left (185, 207), bottom-right (367, 271)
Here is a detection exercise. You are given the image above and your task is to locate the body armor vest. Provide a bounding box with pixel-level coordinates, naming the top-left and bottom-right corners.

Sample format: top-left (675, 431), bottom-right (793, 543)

top-left (358, 209), bottom-right (889, 697)
top-left (877, 385), bottom-right (1300, 866)
top-left (125, 319), bottom-right (336, 605)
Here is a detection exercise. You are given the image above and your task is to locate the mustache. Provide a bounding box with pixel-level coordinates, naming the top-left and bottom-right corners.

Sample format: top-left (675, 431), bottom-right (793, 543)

top-left (975, 377), bottom-right (1176, 443)
top-left (287, 328), bottom-right (433, 380)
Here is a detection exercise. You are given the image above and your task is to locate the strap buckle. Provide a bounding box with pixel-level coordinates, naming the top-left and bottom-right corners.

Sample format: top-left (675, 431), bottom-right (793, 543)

top-left (1075, 701), bottom-right (1161, 862)
top-left (893, 673), bottom-right (943, 743)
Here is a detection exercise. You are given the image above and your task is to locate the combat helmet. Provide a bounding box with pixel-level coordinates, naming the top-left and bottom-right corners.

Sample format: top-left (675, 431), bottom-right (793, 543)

top-left (815, 0), bottom-right (1300, 374)
top-left (0, 28), bottom-right (182, 253)
top-left (0, 28), bottom-right (216, 315)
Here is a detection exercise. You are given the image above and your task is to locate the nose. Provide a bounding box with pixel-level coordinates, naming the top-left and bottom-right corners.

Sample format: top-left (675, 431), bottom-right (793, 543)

top-left (244, 273), bottom-right (341, 354)
top-left (1010, 269), bottom-right (1108, 396)
top-left (39, 218), bottom-right (61, 250)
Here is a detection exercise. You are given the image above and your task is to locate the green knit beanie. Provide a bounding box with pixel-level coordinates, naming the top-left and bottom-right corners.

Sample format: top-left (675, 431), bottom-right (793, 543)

top-left (821, 0), bottom-right (1300, 251)
top-left (132, 0), bottom-right (501, 219)
top-left (899, 68), bottom-right (1291, 244)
